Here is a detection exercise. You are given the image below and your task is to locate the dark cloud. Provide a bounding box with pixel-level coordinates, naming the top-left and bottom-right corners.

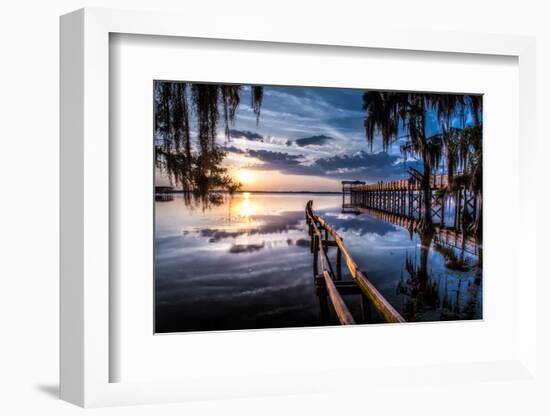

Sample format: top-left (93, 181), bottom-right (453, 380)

top-left (247, 149), bottom-right (304, 166)
top-left (229, 129), bottom-right (264, 141)
top-left (314, 151), bottom-right (398, 171)
top-left (295, 134), bottom-right (333, 147)
top-left (313, 152), bottom-right (422, 181)
top-left (241, 147), bottom-right (419, 182)
top-left (222, 145), bottom-right (245, 154)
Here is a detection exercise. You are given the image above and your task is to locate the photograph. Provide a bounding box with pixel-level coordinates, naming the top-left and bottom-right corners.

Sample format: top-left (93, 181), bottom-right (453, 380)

top-left (1, 0), bottom-right (544, 412)
top-left (154, 81), bottom-right (483, 333)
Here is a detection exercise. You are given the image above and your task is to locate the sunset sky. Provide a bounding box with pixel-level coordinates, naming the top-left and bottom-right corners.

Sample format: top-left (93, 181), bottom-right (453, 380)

top-left (156, 84), bottom-right (450, 192)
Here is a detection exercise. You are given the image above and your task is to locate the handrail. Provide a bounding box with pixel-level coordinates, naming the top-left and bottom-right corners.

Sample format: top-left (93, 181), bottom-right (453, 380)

top-left (309, 212), bottom-right (355, 325)
top-left (348, 173), bottom-right (450, 191)
top-left (306, 201), bottom-right (405, 324)
top-left (322, 270), bottom-right (355, 325)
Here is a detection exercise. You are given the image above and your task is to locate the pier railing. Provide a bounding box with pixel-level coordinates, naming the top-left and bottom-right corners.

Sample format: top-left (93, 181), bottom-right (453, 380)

top-left (305, 201), bottom-right (405, 325)
top-left (354, 174), bottom-right (449, 191)
top-left (341, 174), bottom-right (481, 238)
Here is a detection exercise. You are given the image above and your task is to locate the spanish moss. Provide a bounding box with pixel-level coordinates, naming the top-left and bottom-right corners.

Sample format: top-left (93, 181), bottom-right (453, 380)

top-left (154, 81), bottom-right (263, 202)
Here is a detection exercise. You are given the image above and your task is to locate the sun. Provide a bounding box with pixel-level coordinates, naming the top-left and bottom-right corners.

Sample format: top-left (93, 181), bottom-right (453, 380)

top-left (238, 169), bottom-right (256, 185)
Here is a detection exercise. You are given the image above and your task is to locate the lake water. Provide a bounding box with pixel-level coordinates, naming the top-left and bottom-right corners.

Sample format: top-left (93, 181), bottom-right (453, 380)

top-left (155, 192), bottom-right (482, 333)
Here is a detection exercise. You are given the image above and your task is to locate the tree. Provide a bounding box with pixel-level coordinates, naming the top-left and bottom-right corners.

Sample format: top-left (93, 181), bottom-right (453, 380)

top-left (432, 95), bottom-right (482, 240)
top-left (363, 92), bottom-right (482, 237)
top-left (154, 82), bottom-right (263, 198)
top-left (363, 91), bottom-right (440, 232)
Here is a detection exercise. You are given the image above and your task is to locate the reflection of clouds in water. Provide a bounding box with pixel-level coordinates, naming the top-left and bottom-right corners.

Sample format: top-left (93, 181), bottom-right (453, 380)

top-left (188, 207), bottom-right (398, 247)
top-left (155, 241), bottom-right (317, 332)
top-left (190, 210), bottom-right (305, 242)
top-left (155, 235), bottom-right (231, 260)
top-left (156, 241), bottom-right (309, 290)
top-left (160, 278), bottom-right (309, 306)
top-left (254, 303), bottom-right (313, 318)
top-left (157, 261), bottom-right (308, 290)
top-left (229, 243), bottom-right (265, 253)
top-left (155, 193), bottom-right (481, 332)
top-left (323, 210), bottom-right (398, 237)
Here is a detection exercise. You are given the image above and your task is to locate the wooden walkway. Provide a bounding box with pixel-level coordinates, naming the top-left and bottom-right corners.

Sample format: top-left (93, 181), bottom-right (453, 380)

top-left (342, 174), bottom-right (481, 258)
top-left (305, 201), bottom-right (405, 325)
top-left (342, 174), bottom-right (480, 234)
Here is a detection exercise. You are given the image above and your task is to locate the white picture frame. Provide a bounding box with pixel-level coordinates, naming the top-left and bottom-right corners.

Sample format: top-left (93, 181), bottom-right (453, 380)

top-left (60, 7), bottom-right (538, 408)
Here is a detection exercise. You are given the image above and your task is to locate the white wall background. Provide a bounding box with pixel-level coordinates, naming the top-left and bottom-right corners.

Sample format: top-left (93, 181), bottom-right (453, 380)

top-left (0, 0), bottom-right (548, 414)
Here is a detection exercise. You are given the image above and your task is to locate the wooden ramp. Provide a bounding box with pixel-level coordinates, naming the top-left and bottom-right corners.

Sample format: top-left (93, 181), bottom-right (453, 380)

top-left (305, 201), bottom-right (405, 325)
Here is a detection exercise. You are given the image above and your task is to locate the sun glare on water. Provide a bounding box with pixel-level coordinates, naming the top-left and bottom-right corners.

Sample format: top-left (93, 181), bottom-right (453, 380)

top-left (238, 192), bottom-right (256, 218)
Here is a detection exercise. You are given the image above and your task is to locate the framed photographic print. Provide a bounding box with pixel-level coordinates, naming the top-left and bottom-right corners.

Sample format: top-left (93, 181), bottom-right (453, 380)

top-left (60, 7), bottom-right (539, 408)
top-left (152, 80), bottom-right (482, 333)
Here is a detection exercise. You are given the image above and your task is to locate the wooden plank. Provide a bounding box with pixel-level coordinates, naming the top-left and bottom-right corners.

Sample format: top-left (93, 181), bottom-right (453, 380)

top-left (315, 277), bottom-right (362, 294)
top-left (312, 234), bottom-right (319, 276)
top-left (307, 201), bottom-right (405, 324)
top-left (336, 248), bottom-right (342, 280)
top-left (338, 243), bottom-right (405, 323)
top-left (307, 208), bottom-right (357, 324)
top-left (321, 271), bottom-right (355, 325)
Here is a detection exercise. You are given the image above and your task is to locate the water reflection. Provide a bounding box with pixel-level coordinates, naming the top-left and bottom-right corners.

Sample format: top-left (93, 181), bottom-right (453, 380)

top-left (237, 192), bottom-right (256, 219)
top-left (155, 194), bottom-right (174, 202)
top-left (397, 231), bottom-right (440, 320)
top-left (155, 193), bottom-right (482, 333)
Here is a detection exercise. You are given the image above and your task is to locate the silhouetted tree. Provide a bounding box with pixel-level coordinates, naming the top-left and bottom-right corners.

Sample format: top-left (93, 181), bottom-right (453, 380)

top-left (363, 92), bottom-right (482, 236)
top-left (363, 92), bottom-right (440, 232)
top-left (154, 82), bottom-right (263, 199)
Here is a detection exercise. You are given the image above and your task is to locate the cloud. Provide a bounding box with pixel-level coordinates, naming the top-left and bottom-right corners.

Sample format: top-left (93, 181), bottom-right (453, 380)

top-left (295, 134), bottom-right (333, 147)
top-left (314, 151), bottom-right (398, 171)
top-left (222, 145), bottom-right (246, 154)
top-left (237, 146), bottom-right (418, 182)
top-left (246, 149), bottom-right (304, 167)
top-left (229, 86), bottom-right (369, 150)
top-left (229, 129), bottom-right (264, 141)
top-left (313, 152), bottom-right (422, 181)
top-left (213, 85), bottom-right (429, 184)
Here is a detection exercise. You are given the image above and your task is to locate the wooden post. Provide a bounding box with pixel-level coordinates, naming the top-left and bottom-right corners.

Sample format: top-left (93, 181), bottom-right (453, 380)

top-left (318, 281), bottom-right (329, 324)
top-left (455, 190), bottom-right (462, 231)
top-left (472, 192), bottom-right (478, 221)
top-left (312, 234), bottom-right (319, 277)
top-left (418, 191), bottom-right (422, 220)
top-left (306, 200), bottom-right (405, 325)
top-left (440, 197), bottom-right (445, 227)
top-left (309, 224), bottom-right (314, 252)
top-left (336, 247), bottom-right (342, 281)
top-left (408, 189), bottom-right (413, 218)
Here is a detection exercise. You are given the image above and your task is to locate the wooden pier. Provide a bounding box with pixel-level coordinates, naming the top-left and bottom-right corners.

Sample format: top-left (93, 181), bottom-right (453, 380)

top-left (305, 200), bottom-right (405, 325)
top-left (343, 175), bottom-right (481, 242)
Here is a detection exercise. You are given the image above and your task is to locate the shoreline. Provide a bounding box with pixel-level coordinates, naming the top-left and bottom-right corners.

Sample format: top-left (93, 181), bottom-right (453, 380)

top-left (155, 190), bottom-right (343, 195)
